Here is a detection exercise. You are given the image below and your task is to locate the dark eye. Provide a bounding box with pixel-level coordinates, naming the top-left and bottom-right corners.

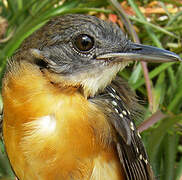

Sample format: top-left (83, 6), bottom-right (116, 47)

top-left (74, 34), bottom-right (94, 52)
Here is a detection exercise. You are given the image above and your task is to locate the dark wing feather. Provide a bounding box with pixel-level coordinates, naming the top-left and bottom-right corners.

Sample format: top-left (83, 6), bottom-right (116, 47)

top-left (90, 76), bottom-right (155, 180)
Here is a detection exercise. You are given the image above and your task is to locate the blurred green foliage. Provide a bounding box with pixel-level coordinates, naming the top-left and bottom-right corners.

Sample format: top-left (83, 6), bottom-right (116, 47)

top-left (0, 0), bottom-right (182, 179)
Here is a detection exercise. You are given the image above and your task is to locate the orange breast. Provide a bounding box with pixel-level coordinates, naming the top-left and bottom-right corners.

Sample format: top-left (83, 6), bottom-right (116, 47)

top-left (2, 61), bottom-right (125, 180)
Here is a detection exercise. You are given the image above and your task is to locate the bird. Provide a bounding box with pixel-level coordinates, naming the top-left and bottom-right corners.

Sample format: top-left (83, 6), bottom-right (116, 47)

top-left (1, 14), bottom-right (181, 180)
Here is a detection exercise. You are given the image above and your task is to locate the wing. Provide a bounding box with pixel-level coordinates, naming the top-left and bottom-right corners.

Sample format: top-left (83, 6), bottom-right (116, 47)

top-left (90, 76), bottom-right (155, 180)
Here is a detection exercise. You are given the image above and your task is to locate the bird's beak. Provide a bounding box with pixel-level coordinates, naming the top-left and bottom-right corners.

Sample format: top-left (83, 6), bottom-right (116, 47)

top-left (97, 43), bottom-right (181, 63)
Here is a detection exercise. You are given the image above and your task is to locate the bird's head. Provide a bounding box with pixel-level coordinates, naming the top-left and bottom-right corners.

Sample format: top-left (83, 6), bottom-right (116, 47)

top-left (17, 14), bottom-right (181, 97)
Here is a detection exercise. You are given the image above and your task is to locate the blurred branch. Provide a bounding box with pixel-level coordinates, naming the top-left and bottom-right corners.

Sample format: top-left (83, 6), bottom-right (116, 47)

top-left (138, 110), bottom-right (167, 132)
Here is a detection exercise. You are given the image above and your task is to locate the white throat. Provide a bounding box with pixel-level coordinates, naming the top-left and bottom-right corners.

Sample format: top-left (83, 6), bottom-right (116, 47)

top-left (69, 62), bottom-right (129, 97)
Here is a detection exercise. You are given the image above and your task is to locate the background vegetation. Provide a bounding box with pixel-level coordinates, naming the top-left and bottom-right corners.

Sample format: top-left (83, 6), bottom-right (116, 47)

top-left (0, 0), bottom-right (182, 179)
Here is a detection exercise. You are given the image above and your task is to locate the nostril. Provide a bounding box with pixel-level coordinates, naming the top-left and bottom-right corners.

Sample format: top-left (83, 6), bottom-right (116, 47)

top-left (131, 45), bottom-right (142, 51)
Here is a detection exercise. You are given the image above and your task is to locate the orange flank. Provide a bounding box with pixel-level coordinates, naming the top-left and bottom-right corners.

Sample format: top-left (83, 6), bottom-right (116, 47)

top-left (2, 61), bottom-right (125, 180)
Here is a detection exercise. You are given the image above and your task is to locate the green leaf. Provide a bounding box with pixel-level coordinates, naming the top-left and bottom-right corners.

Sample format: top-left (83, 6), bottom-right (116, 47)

top-left (133, 62), bottom-right (175, 89)
top-left (162, 132), bottom-right (179, 180)
top-left (175, 157), bottom-right (182, 180)
top-left (147, 115), bottom-right (182, 169)
top-left (128, 63), bottom-right (142, 85)
top-left (153, 72), bottom-right (166, 112)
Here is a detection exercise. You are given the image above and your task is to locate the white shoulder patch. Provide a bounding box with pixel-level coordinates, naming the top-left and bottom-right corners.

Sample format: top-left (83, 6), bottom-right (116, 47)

top-left (23, 114), bottom-right (57, 137)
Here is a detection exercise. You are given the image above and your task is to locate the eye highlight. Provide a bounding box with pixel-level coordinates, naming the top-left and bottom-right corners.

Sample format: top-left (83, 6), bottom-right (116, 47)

top-left (73, 34), bottom-right (94, 52)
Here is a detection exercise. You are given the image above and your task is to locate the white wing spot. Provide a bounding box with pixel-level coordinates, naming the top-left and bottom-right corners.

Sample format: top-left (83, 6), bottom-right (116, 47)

top-left (139, 154), bottom-right (143, 160)
top-left (109, 93), bottom-right (115, 98)
top-left (144, 159), bottom-right (148, 164)
top-left (127, 110), bottom-right (131, 115)
top-left (137, 131), bottom-right (141, 138)
top-left (111, 87), bottom-right (116, 92)
top-left (130, 122), bottom-right (135, 131)
top-left (119, 113), bottom-right (124, 118)
top-left (115, 95), bottom-right (120, 100)
top-left (136, 147), bottom-right (139, 153)
top-left (112, 101), bottom-right (117, 106)
top-left (122, 110), bottom-right (127, 115)
top-left (115, 108), bottom-right (119, 113)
